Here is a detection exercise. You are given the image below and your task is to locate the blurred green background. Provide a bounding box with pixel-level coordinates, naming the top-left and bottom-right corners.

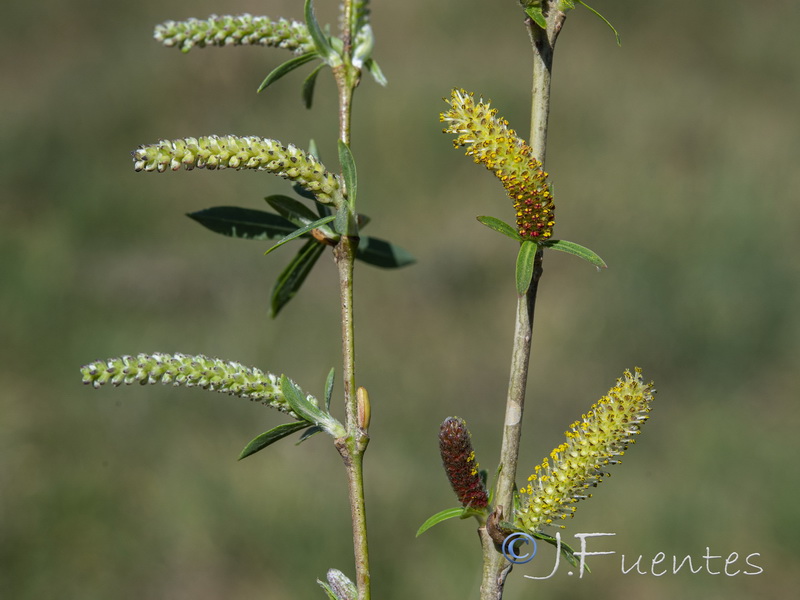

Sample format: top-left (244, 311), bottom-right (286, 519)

top-left (2, 1), bottom-right (799, 598)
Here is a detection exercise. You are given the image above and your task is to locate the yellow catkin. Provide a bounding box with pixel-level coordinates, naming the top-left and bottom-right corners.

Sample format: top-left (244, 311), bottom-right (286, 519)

top-left (516, 368), bottom-right (656, 532)
top-left (441, 89), bottom-right (555, 240)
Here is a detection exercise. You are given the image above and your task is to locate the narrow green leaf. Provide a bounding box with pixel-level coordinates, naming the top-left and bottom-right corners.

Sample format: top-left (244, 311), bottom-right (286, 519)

top-left (264, 215), bottom-right (336, 255)
top-left (271, 239), bottom-right (326, 317)
top-left (266, 195), bottom-right (324, 227)
top-left (337, 140), bottom-right (357, 211)
top-left (476, 216), bottom-right (522, 241)
top-left (355, 236), bottom-right (415, 268)
top-left (304, 0), bottom-right (338, 64)
top-left (187, 206), bottom-right (295, 240)
top-left (281, 375), bottom-right (328, 425)
top-left (525, 6), bottom-right (547, 29)
top-left (541, 239), bottom-right (608, 269)
top-left (364, 58), bottom-right (387, 86)
top-left (302, 62), bottom-right (326, 109)
top-left (577, 0), bottom-right (621, 46)
top-left (324, 367), bottom-right (335, 411)
top-left (238, 421), bottom-right (311, 460)
top-left (257, 52), bottom-right (319, 93)
top-left (515, 240), bottom-right (538, 295)
top-left (297, 425), bottom-right (323, 444)
top-left (416, 507), bottom-right (467, 537)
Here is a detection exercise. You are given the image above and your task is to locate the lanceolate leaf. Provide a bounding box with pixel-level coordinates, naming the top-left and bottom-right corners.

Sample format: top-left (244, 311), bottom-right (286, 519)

top-left (337, 140), bottom-right (357, 210)
top-left (188, 206), bottom-right (295, 240)
top-left (416, 507), bottom-right (483, 537)
top-left (266, 195), bottom-right (328, 228)
top-left (304, 0), bottom-right (338, 65)
top-left (257, 52), bottom-right (319, 93)
top-left (541, 239), bottom-right (608, 269)
top-left (302, 62), bottom-right (326, 108)
top-left (297, 425), bottom-right (323, 444)
top-left (238, 421), bottom-right (311, 460)
top-left (476, 215), bottom-right (522, 241)
top-left (416, 507), bottom-right (464, 537)
top-left (264, 214), bottom-right (336, 255)
top-left (281, 375), bottom-right (332, 427)
top-left (356, 236), bottom-right (415, 268)
top-left (271, 239), bottom-right (326, 317)
top-left (324, 367), bottom-right (335, 411)
top-left (515, 240), bottom-right (538, 295)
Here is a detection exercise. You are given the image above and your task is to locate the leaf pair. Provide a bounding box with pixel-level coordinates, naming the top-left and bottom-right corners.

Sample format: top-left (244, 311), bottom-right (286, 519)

top-left (239, 370), bottom-right (343, 460)
top-left (476, 215), bottom-right (607, 295)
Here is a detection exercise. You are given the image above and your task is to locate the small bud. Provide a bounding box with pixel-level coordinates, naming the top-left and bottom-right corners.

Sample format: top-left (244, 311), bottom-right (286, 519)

top-left (356, 386), bottom-right (370, 430)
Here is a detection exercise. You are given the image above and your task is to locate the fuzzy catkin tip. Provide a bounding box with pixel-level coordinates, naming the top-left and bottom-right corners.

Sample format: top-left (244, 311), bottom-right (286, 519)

top-left (154, 14), bottom-right (315, 54)
top-left (80, 352), bottom-right (316, 419)
top-left (441, 89), bottom-right (555, 241)
top-left (132, 135), bottom-right (341, 205)
top-left (516, 368), bottom-right (656, 532)
top-left (439, 416), bottom-right (489, 510)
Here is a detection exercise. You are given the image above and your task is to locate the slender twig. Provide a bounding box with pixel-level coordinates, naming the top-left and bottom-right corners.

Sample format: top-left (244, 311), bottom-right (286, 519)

top-left (479, 5), bottom-right (565, 599)
top-left (332, 2), bottom-right (371, 599)
top-left (333, 235), bottom-right (370, 600)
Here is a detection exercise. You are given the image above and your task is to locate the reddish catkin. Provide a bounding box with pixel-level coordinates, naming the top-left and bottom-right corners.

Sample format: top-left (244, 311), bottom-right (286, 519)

top-left (439, 417), bottom-right (489, 510)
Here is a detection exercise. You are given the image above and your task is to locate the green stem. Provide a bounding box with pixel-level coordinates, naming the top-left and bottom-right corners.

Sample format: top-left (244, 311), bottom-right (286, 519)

top-left (333, 2), bottom-right (370, 599)
top-left (333, 235), bottom-right (361, 433)
top-left (479, 5), bottom-right (565, 599)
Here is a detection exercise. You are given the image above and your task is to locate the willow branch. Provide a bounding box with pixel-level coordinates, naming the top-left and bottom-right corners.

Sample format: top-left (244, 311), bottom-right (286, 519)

top-left (479, 5), bottom-right (566, 599)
